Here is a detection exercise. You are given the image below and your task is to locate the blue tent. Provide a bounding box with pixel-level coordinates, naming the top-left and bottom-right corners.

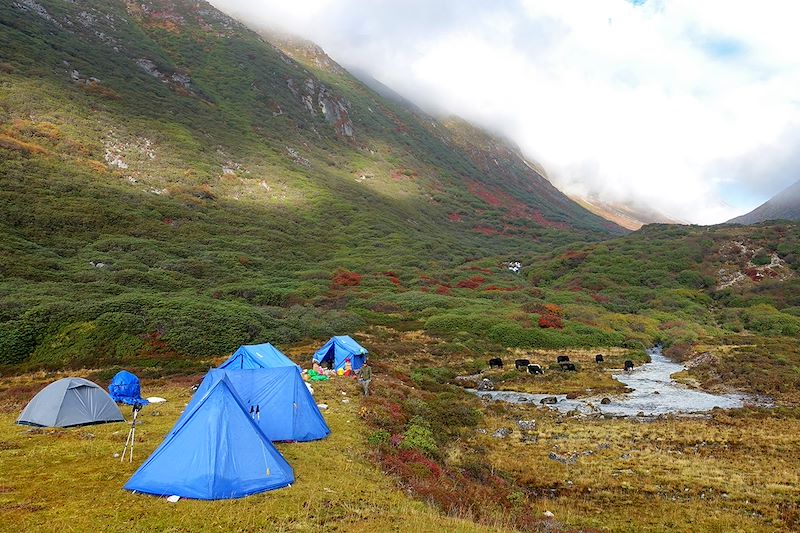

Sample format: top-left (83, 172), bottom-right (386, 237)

top-left (108, 371), bottom-right (148, 406)
top-left (182, 367), bottom-right (329, 442)
top-left (219, 343), bottom-right (297, 370)
top-left (312, 336), bottom-right (368, 371)
top-left (124, 375), bottom-right (294, 500)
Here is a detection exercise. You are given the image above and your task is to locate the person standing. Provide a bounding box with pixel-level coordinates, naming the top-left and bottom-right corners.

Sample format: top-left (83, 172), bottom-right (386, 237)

top-left (358, 361), bottom-right (372, 396)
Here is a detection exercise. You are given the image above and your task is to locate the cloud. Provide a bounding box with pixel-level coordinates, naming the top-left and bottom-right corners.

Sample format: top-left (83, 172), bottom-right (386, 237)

top-left (210, 0), bottom-right (800, 224)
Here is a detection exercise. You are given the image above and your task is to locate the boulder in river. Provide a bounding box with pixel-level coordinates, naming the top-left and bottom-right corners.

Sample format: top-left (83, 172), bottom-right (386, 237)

top-left (600, 397), bottom-right (611, 405)
top-left (540, 396), bottom-right (558, 404)
top-left (477, 378), bottom-right (495, 391)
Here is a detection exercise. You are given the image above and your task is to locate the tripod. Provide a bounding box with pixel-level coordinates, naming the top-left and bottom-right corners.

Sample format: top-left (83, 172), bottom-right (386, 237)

top-left (121, 403), bottom-right (143, 463)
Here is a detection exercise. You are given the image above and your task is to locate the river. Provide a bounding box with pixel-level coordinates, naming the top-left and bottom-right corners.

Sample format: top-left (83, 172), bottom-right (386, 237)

top-left (468, 347), bottom-right (752, 417)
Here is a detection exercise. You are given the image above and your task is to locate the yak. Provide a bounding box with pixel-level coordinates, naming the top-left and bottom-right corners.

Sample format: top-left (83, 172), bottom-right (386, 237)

top-left (527, 364), bottom-right (543, 375)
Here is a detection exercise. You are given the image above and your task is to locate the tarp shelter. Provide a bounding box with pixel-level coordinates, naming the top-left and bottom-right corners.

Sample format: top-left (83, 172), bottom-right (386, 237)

top-left (124, 375), bottom-right (294, 500)
top-left (108, 370), bottom-right (149, 406)
top-left (17, 378), bottom-right (124, 428)
top-left (183, 367), bottom-right (330, 442)
top-left (219, 343), bottom-right (297, 370)
top-left (312, 336), bottom-right (368, 371)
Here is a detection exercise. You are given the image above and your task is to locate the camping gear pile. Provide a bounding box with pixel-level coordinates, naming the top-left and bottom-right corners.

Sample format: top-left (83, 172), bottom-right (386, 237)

top-left (109, 371), bottom-right (149, 406)
top-left (15, 336), bottom-right (366, 501)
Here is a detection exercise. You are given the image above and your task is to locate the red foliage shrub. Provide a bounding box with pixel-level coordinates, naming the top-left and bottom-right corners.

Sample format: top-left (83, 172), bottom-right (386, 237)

top-left (744, 267), bottom-right (763, 281)
top-left (538, 314), bottom-right (563, 329)
top-left (592, 293), bottom-right (610, 303)
top-left (472, 225), bottom-right (503, 236)
top-left (455, 276), bottom-right (485, 289)
top-left (382, 271), bottom-right (401, 286)
top-left (448, 212), bottom-right (462, 222)
top-left (435, 285), bottom-right (451, 295)
top-left (483, 285), bottom-right (517, 292)
top-left (332, 270), bottom-right (362, 287)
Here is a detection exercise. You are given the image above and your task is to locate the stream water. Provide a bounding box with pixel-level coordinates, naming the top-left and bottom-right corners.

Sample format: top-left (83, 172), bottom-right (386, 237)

top-left (468, 347), bottom-right (752, 417)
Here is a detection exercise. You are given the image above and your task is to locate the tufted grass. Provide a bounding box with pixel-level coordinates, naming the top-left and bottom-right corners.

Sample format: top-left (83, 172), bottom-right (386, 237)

top-left (0, 374), bottom-right (507, 533)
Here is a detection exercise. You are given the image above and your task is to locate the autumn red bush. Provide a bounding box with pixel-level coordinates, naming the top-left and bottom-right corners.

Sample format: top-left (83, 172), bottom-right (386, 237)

top-left (332, 270), bottom-right (362, 287)
top-left (456, 276), bottom-right (485, 289)
top-left (538, 314), bottom-right (563, 329)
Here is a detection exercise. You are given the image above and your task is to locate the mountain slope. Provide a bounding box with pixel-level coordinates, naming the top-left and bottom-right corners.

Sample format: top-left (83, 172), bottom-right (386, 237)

top-left (728, 180), bottom-right (800, 225)
top-left (0, 0), bottom-right (622, 365)
top-left (572, 196), bottom-right (687, 230)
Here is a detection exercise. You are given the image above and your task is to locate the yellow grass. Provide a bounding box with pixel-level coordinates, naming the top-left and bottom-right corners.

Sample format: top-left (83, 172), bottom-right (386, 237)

top-left (477, 405), bottom-right (800, 532)
top-left (0, 375), bottom-right (508, 533)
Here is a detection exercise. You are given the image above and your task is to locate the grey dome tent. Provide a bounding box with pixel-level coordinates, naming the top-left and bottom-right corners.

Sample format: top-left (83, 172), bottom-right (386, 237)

top-left (17, 377), bottom-right (124, 428)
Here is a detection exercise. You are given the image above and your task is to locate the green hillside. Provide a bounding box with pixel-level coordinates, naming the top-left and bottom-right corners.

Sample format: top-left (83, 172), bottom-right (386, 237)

top-left (1, 0), bottom-right (799, 376)
top-left (0, 0), bottom-right (625, 366)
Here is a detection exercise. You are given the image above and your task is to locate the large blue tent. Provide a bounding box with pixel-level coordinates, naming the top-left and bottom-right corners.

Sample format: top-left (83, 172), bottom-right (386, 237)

top-left (124, 375), bottom-right (294, 500)
top-left (312, 335), bottom-right (368, 371)
top-left (108, 371), bottom-right (148, 406)
top-left (219, 343), bottom-right (297, 370)
top-left (182, 367), bottom-right (330, 442)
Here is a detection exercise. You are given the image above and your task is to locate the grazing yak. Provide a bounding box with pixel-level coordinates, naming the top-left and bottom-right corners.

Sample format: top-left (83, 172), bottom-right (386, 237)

top-left (561, 362), bottom-right (577, 372)
top-left (595, 354), bottom-right (604, 363)
top-left (557, 355), bottom-right (570, 363)
top-left (515, 359), bottom-right (530, 371)
top-left (527, 364), bottom-right (543, 375)
top-left (624, 359), bottom-right (634, 371)
top-left (488, 357), bottom-right (504, 369)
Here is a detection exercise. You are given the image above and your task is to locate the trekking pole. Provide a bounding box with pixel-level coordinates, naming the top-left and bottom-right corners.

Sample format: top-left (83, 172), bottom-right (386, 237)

top-left (120, 420), bottom-right (133, 463)
top-left (121, 403), bottom-right (142, 463)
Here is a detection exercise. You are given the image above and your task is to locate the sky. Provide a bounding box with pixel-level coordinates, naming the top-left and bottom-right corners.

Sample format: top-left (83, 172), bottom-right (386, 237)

top-left (210, 0), bottom-right (800, 224)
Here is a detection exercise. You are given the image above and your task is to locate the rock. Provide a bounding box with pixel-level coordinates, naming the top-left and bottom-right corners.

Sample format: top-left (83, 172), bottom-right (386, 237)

top-left (600, 397), bottom-right (611, 405)
top-left (492, 427), bottom-right (512, 439)
top-left (477, 378), bottom-right (495, 391)
top-left (150, 411), bottom-right (161, 417)
top-left (341, 399), bottom-right (350, 404)
top-left (543, 510), bottom-right (554, 518)
top-left (540, 396), bottom-right (558, 405)
top-left (565, 392), bottom-right (579, 399)
top-left (653, 391), bottom-right (660, 395)
top-left (113, 453), bottom-right (120, 458)
top-left (637, 411), bottom-right (645, 417)
top-left (516, 419), bottom-right (536, 431)
top-left (316, 403), bottom-right (328, 410)
top-left (548, 451), bottom-right (576, 465)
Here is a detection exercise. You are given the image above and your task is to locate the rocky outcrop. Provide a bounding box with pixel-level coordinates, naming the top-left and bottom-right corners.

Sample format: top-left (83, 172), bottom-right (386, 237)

top-left (287, 78), bottom-right (354, 138)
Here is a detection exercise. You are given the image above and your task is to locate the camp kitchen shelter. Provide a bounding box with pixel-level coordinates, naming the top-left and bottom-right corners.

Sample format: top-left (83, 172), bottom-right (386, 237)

top-left (183, 367), bottom-right (330, 442)
top-left (313, 335), bottom-right (368, 371)
top-left (219, 343), bottom-right (297, 370)
top-left (124, 375), bottom-right (294, 500)
top-left (17, 377), bottom-right (124, 428)
top-left (108, 370), bottom-right (149, 406)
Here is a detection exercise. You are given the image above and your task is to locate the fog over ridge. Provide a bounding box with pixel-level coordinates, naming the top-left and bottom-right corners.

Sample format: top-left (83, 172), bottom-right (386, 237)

top-left (210, 0), bottom-right (800, 225)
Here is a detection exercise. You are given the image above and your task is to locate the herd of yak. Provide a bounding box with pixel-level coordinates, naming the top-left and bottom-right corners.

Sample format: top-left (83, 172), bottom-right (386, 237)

top-left (487, 354), bottom-right (636, 374)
